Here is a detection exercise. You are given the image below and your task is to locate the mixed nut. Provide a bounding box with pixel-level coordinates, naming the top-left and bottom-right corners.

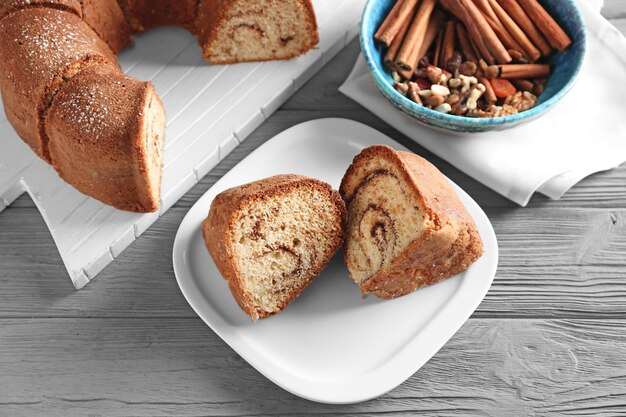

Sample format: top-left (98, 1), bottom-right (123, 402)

top-left (392, 54), bottom-right (543, 117)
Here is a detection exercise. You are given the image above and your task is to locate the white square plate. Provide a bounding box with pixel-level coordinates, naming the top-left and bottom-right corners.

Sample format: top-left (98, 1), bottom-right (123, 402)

top-left (172, 118), bottom-right (498, 404)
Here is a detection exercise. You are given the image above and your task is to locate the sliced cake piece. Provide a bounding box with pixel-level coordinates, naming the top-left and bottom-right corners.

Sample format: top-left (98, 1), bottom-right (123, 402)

top-left (202, 175), bottom-right (346, 320)
top-left (45, 64), bottom-right (166, 212)
top-left (195, 0), bottom-right (318, 64)
top-left (340, 145), bottom-right (484, 299)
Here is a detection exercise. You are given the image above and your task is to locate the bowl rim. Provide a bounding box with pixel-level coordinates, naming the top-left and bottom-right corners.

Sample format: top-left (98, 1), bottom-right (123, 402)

top-left (359, 0), bottom-right (587, 128)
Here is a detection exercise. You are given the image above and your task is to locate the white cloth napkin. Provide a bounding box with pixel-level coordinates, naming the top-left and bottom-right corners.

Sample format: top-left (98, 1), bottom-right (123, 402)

top-left (339, 0), bottom-right (626, 206)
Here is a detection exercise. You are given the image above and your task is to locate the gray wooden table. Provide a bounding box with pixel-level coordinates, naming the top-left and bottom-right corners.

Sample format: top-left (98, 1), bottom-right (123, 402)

top-left (2, 3), bottom-right (626, 416)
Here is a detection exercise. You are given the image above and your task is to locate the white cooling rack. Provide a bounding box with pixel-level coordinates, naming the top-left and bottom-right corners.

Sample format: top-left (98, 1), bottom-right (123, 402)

top-left (0, 0), bottom-right (364, 288)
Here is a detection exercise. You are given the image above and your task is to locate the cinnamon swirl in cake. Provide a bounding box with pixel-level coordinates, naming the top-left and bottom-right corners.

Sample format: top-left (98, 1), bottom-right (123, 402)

top-left (202, 175), bottom-right (346, 320)
top-left (340, 145), bottom-right (483, 299)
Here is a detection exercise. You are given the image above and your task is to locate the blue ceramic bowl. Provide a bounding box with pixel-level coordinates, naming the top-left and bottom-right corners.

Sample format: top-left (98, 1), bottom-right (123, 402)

top-left (360, 0), bottom-right (587, 133)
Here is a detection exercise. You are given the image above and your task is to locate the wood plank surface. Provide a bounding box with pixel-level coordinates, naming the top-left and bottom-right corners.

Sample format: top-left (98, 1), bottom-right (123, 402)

top-left (1, 206), bottom-right (625, 319)
top-left (1, 2), bottom-right (625, 416)
top-left (2, 319), bottom-right (626, 416)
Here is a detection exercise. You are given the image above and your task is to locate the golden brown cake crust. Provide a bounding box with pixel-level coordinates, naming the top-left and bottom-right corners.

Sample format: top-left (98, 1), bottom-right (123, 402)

top-left (81, 0), bottom-right (132, 53)
top-left (0, 7), bottom-right (116, 159)
top-left (0, 1), bottom-right (130, 53)
top-left (45, 64), bottom-right (164, 212)
top-left (340, 145), bottom-right (484, 299)
top-left (0, 0), bottom-right (82, 20)
top-left (116, 0), bottom-right (199, 32)
top-left (202, 174), bottom-right (346, 320)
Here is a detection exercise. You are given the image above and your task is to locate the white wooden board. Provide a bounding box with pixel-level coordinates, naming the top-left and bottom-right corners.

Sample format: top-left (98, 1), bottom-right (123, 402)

top-left (0, 0), bottom-right (364, 289)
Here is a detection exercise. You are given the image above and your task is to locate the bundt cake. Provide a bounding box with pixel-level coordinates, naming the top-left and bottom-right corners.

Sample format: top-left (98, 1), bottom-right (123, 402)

top-left (0, 0), bottom-right (318, 212)
top-left (202, 175), bottom-right (346, 320)
top-left (340, 145), bottom-right (484, 299)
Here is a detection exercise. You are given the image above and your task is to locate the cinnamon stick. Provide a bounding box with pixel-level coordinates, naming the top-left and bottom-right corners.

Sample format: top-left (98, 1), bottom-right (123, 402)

top-left (384, 11), bottom-right (414, 69)
top-left (518, 0), bottom-right (572, 52)
top-left (472, 0), bottom-right (527, 59)
top-left (469, 37), bottom-right (484, 62)
top-left (497, 0), bottom-right (552, 56)
top-left (375, 0), bottom-right (405, 43)
top-left (488, 0), bottom-right (541, 61)
top-left (479, 77), bottom-right (497, 103)
top-left (398, 67), bottom-right (412, 81)
top-left (498, 63), bottom-right (550, 79)
top-left (398, 8), bottom-right (446, 78)
top-left (377, 0), bottom-right (420, 47)
top-left (511, 78), bottom-right (535, 91)
top-left (433, 27), bottom-right (444, 67)
top-left (459, 0), bottom-right (511, 63)
top-left (396, 0), bottom-right (437, 71)
top-left (484, 14), bottom-right (525, 56)
top-left (472, 0), bottom-right (499, 23)
top-left (416, 9), bottom-right (446, 60)
top-left (440, 20), bottom-right (457, 68)
top-left (439, 0), bottom-right (495, 64)
top-left (456, 22), bottom-right (478, 62)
